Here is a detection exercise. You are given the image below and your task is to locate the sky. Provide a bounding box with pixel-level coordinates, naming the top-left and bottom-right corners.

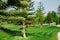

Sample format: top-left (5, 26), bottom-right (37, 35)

top-left (33, 0), bottom-right (60, 13)
top-left (5, 0), bottom-right (60, 14)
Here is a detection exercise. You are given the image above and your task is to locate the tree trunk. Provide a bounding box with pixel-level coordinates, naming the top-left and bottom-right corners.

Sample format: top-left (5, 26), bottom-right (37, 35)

top-left (40, 19), bottom-right (43, 26)
top-left (40, 22), bottom-right (43, 26)
top-left (48, 22), bottom-right (50, 26)
top-left (22, 20), bottom-right (26, 38)
top-left (40, 22), bottom-right (42, 28)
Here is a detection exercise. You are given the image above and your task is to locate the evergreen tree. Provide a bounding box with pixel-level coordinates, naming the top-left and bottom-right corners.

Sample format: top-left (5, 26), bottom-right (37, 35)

top-left (35, 2), bottom-right (44, 26)
top-left (0, 0), bottom-right (30, 38)
top-left (51, 11), bottom-right (58, 22)
top-left (45, 12), bottom-right (52, 25)
top-left (57, 5), bottom-right (60, 24)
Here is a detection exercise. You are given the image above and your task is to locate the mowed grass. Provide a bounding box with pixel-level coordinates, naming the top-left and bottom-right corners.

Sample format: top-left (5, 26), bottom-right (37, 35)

top-left (0, 23), bottom-right (60, 40)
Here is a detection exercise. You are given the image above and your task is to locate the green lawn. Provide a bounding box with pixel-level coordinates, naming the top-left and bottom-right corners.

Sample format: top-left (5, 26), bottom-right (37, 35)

top-left (0, 23), bottom-right (60, 40)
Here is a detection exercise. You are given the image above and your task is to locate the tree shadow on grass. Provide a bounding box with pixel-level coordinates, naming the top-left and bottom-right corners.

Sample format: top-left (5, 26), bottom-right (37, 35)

top-left (26, 33), bottom-right (34, 37)
top-left (0, 26), bottom-right (42, 37)
top-left (0, 26), bottom-right (36, 37)
top-left (26, 32), bottom-right (41, 37)
top-left (0, 26), bottom-right (22, 36)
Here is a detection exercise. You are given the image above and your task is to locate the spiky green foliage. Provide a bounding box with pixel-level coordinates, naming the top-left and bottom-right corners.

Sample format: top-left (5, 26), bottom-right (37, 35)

top-left (0, 0), bottom-right (7, 9)
top-left (0, 0), bottom-right (29, 23)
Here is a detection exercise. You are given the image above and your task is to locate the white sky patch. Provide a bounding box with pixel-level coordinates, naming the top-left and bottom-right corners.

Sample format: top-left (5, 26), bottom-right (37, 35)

top-left (33, 0), bottom-right (42, 2)
top-left (39, 0), bottom-right (42, 2)
top-left (6, 6), bottom-right (15, 11)
top-left (33, 0), bottom-right (42, 11)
